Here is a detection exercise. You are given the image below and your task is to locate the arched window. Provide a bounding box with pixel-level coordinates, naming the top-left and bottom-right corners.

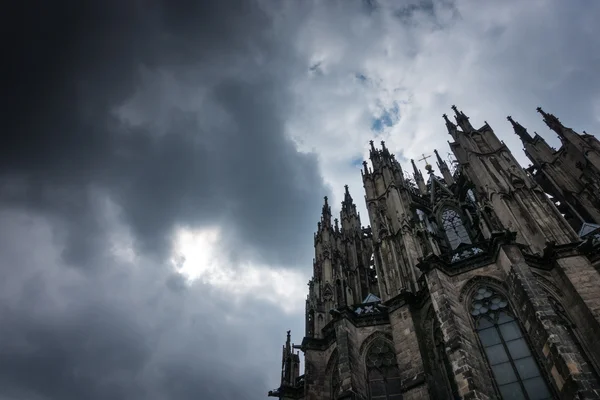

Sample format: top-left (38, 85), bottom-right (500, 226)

top-left (366, 339), bottom-right (402, 400)
top-left (440, 208), bottom-right (472, 249)
top-left (470, 286), bottom-right (552, 400)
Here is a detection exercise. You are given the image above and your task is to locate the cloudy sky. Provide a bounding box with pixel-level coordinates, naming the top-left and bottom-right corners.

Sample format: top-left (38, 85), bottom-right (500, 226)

top-left (2, 0), bottom-right (599, 399)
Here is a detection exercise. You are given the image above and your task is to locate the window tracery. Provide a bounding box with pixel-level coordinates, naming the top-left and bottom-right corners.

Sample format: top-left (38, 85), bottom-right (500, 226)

top-left (365, 339), bottom-right (402, 400)
top-left (440, 208), bottom-right (472, 249)
top-left (471, 286), bottom-right (552, 400)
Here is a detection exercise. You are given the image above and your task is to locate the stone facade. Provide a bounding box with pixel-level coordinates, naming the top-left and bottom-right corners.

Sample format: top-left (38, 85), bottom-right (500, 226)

top-left (268, 107), bottom-right (600, 399)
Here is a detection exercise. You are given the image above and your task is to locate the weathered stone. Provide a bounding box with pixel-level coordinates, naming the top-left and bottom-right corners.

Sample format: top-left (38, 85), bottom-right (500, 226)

top-left (269, 107), bottom-right (600, 399)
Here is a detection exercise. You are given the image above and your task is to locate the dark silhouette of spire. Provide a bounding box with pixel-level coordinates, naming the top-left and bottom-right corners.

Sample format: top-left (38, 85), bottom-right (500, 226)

top-left (451, 105), bottom-right (473, 132)
top-left (321, 196), bottom-right (331, 226)
top-left (433, 149), bottom-right (454, 185)
top-left (507, 116), bottom-right (533, 143)
top-left (442, 113), bottom-right (456, 134)
top-left (537, 107), bottom-right (564, 134)
top-left (411, 159), bottom-right (426, 194)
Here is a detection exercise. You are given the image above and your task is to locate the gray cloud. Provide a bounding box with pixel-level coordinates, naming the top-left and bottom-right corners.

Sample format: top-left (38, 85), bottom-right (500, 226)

top-left (2, 0), bottom-right (328, 267)
top-left (0, 208), bottom-right (302, 400)
top-left (1, 1), bottom-right (317, 399)
top-left (2, 1), bottom-right (599, 399)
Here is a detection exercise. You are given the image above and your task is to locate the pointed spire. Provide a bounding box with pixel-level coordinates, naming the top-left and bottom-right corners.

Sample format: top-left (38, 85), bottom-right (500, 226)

top-left (411, 159), bottom-right (427, 195)
top-left (321, 196), bottom-right (331, 225)
top-left (507, 116), bottom-right (533, 143)
top-left (411, 159), bottom-right (422, 178)
top-left (537, 107), bottom-right (564, 134)
top-left (343, 184), bottom-right (352, 203)
top-left (451, 105), bottom-right (473, 132)
top-left (442, 113), bottom-right (456, 134)
top-left (434, 149), bottom-right (447, 170)
top-left (434, 149), bottom-right (454, 185)
top-left (368, 139), bottom-right (382, 169)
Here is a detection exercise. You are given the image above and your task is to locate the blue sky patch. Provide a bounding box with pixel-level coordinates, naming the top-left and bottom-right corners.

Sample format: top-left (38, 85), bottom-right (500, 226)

top-left (371, 103), bottom-right (400, 134)
top-left (351, 157), bottom-right (364, 168)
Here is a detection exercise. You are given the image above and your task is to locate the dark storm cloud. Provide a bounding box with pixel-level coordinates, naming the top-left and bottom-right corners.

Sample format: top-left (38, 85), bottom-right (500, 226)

top-left (0, 209), bottom-right (302, 400)
top-left (2, 0), bottom-right (328, 267)
top-left (0, 1), bottom-right (315, 399)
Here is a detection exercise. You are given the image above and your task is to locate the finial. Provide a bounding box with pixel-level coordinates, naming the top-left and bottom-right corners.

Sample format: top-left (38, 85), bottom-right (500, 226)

top-left (324, 196), bottom-right (328, 205)
top-left (369, 140), bottom-right (375, 151)
top-left (451, 105), bottom-right (458, 112)
top-left (344, 184), bottom-right (349, 194)
top-left (507, 116), bottom-right (533, 143)
top-left (442, 113), bottom-right (456, 133)
top-left (381, 140), bottom-right (386, 149)
top-left (362, 160), bottom-right (369, 174)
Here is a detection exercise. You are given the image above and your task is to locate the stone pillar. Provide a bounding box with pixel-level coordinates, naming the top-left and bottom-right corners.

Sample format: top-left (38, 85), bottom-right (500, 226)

top-left (388, 301), bottom-right (430, 400)
top-left (427, 269), bottom-right (493, 399)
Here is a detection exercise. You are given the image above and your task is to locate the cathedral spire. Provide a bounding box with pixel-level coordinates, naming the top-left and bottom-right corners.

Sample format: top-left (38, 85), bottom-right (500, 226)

top-left (321, 196), bottom-right (332, 226)
top-left (341, 185), bottom-right (361, 233)
top-left (434, 149), bottom-right (454, 185)
top-left (451, 105), bottom-right (473, 132)
top-left (537, 107), bottom-right (564, 134)
top-left (411, 159), bottom-right (427, 195)
top-left (344, 184), bottom-right (352, 203)
top-left (443, 113), bottom-right (457, 134)
top-left (507, 116), bottom-right (533, 143)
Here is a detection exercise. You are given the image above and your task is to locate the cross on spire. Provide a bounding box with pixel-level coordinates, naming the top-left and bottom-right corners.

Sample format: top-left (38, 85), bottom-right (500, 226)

top-left (418, 153), bottom-right (432, 165)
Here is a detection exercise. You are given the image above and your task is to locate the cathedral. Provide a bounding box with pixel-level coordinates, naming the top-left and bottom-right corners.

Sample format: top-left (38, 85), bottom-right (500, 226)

top-left (268, 106), bottom-right (600, 400)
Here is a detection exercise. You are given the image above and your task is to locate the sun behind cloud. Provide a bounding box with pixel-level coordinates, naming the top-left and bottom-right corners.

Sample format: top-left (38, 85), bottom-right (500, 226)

top-left (171, 226), bottom-right (307, 313)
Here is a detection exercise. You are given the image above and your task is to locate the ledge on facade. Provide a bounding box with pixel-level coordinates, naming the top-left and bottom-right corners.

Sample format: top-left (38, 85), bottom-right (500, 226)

top-left (524, 238), bottom-right (598, 269)
top-left (416, 230), bottom-right (517, 276)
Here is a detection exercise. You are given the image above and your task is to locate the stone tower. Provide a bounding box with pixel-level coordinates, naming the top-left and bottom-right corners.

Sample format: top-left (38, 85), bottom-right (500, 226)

top-left (268, 107), bottom-right (600, 400)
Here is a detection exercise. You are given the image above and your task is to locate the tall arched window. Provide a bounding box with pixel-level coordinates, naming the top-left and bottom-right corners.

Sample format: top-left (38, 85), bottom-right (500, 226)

top-left (471, 286), bottom-right (552, 399)
top-left (440, 208), bottom-right (471, 249)
top-left (366, 339), bottom-right (402, 400)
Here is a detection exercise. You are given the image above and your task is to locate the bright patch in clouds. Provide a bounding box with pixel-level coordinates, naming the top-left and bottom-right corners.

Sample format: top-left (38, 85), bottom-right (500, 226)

top-left (171, 227), bottom-right (307, 313)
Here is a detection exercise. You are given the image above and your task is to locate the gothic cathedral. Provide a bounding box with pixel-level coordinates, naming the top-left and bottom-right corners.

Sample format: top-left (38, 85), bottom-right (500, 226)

top-left (268, 107), bottom-right (600, 400)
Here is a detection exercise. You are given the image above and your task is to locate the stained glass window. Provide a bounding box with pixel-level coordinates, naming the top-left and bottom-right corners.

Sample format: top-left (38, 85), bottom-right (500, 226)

top-left (441, 208), bottom-right (472, 249)
top-left (471, 287), bottom-right (552, 400)
top-left (366, 339), bottom-right (402, 400)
